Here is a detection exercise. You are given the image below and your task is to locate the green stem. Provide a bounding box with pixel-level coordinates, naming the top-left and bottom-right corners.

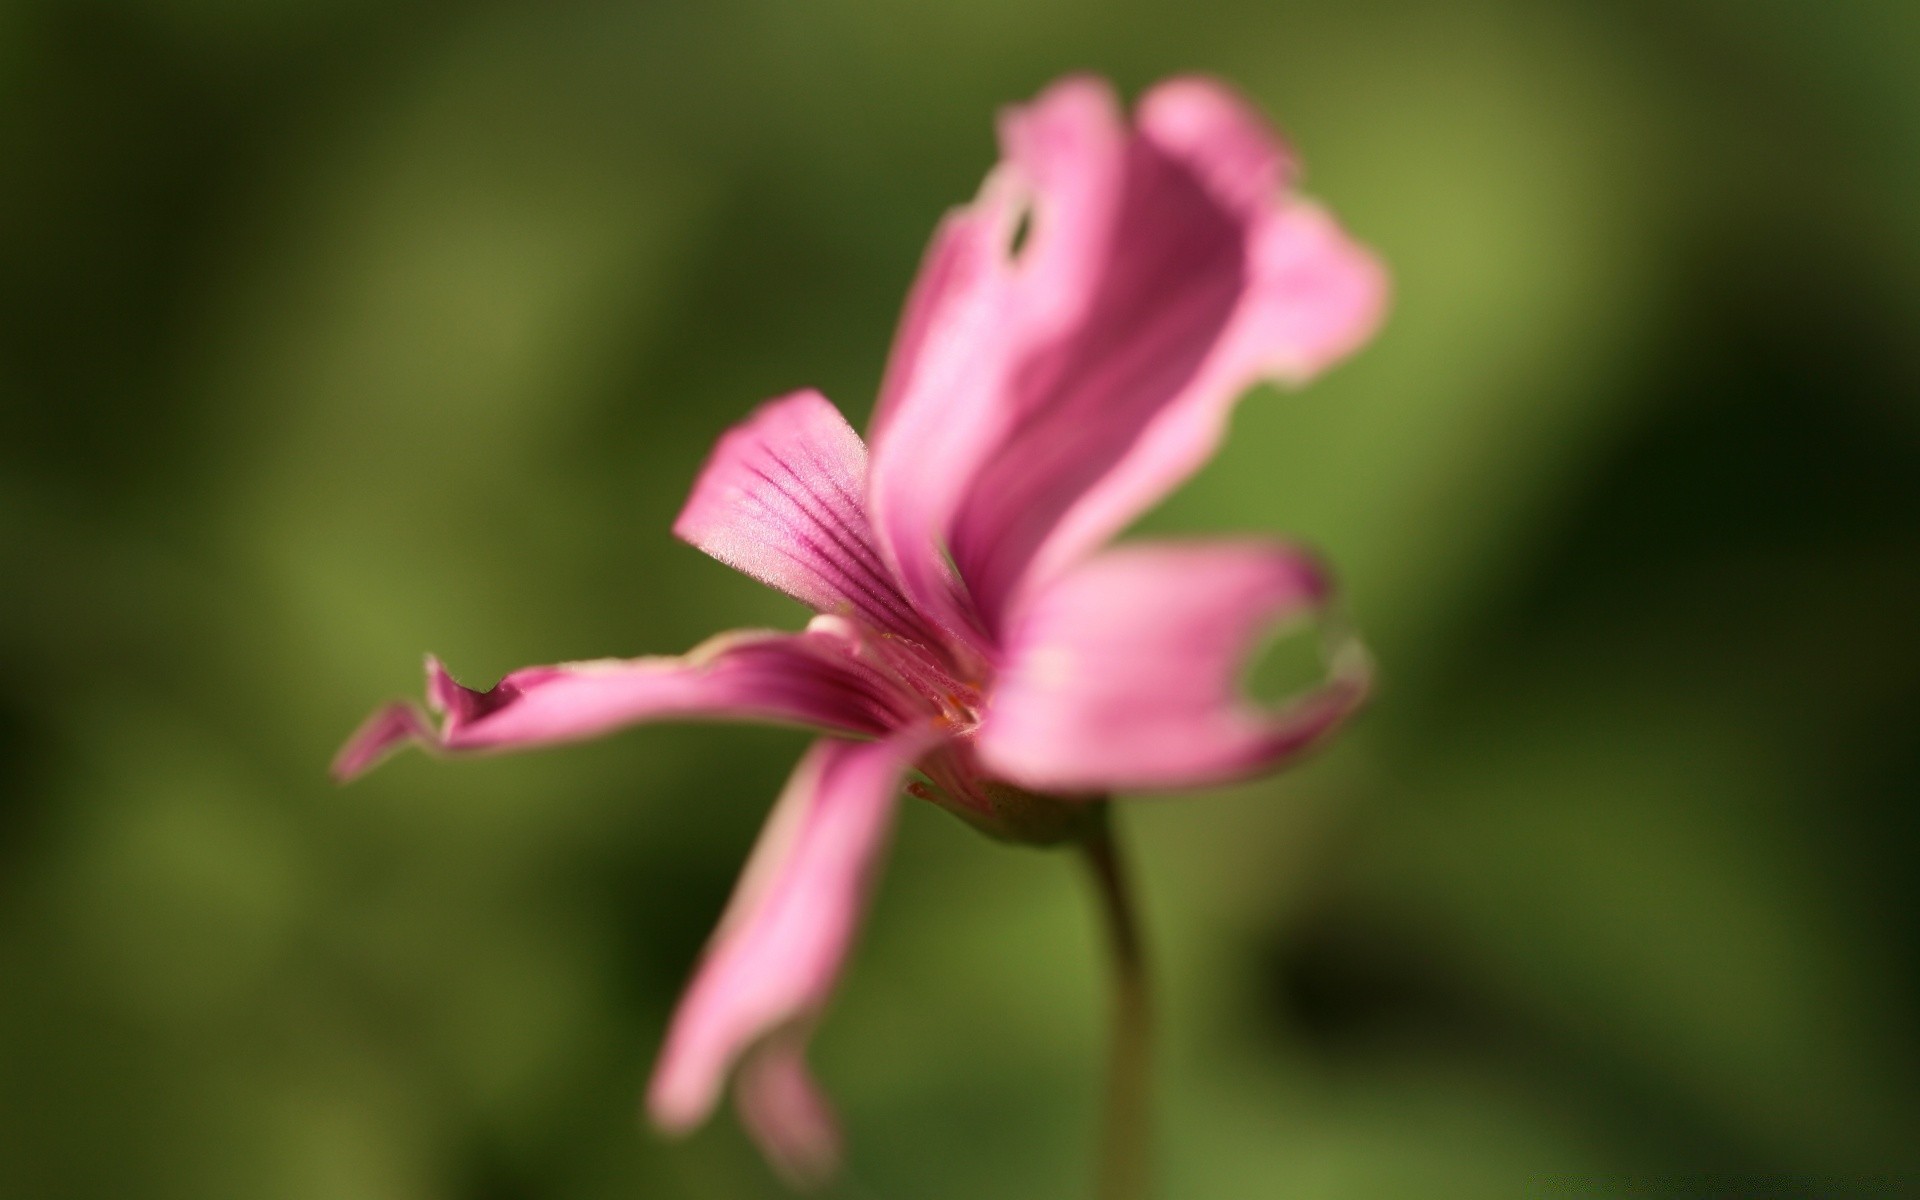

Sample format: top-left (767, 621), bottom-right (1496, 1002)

top-left (1080, 807), bottom-right (1152, 1200)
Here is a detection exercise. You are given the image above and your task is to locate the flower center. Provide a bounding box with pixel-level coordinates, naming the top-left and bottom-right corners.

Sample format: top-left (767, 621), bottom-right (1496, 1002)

top-left (869, 633), bottom-right (986, 732)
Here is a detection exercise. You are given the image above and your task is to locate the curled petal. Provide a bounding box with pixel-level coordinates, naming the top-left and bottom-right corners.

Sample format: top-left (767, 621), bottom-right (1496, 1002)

top-left (1023, 199), bottom-right (1387, 598)
top-left (330, 622), bottom-right (911, 781)
top-left (675, 390), bottom-right (949, 647)
top-left (647, 728), bottom-right (941, 1152)
top-left (868, 75), bottom-right (1386, 637)
top-left (1241, 198), bottom-right (1392, 385)
top-left (1133, 74), bottom-right (1297, 215)
top-left (330, 702), bottom-right (435, 782)
top-left (976, 541), bottom-right (1370, 792)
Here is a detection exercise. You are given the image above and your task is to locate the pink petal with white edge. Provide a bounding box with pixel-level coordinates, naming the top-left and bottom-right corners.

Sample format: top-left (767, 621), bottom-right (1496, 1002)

top-left (867, 75), bottom-right (1386, 637)
top-left (330, 621), bottom-right (911, 781)
top-left (976, 541), bottom-right (1370, 792)
top-left (675, 390), bottom-right (948, 647)
top-left (647, 728), bottom-right (942, 1149)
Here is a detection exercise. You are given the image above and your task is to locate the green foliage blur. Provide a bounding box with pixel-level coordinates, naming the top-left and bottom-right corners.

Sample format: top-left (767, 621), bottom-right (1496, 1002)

top-left (4, 0), bottom-right (1918, 1195)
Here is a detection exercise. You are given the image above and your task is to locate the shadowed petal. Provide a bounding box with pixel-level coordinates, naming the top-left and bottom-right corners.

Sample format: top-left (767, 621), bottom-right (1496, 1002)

top-left (331, 620), bottom-right (911, 781)
top-left (1132, 75), bottom-right (1296, 215)
top-left (868, 76), bottom-right (1385, 639)
top-left (647, 728), bottom-right (942, 1150)
top-left (676, 390), bottom-right (948, 647)
top-left (976, 541), bottom-right (1370, 791)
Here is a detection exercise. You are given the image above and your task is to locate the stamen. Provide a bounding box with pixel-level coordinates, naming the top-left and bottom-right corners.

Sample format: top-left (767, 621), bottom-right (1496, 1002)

top-left (864, 631), bottom-right (985, 731)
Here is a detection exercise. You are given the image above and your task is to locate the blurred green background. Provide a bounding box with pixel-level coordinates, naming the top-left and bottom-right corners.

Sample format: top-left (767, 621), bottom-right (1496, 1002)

top-left (4, 0), bottom-right (1919, 1195)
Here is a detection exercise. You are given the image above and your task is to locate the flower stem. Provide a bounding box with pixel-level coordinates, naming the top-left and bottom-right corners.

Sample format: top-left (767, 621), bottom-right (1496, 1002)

top-left (1080, 806), bottom-right (1152, 1200)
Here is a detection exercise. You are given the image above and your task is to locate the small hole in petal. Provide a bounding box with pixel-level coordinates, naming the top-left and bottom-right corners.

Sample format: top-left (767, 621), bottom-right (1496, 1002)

top-left (1242, 620), bottom-right (1323, 707)
top-left (1008, 204), bottom-right (1034, 258)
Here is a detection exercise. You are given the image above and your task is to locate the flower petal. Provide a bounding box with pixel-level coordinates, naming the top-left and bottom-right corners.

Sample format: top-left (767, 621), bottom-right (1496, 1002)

top-left (1019, 199), bottom-right (1387, 602)
top-left (976, 541), bottom-right (1370, 792)
top-left (867, 76), bottom-right (1386, 638)
top-left (646, 728), bottom-right (941, 1154)
top-left (330, 701), bottom-right (435, 782)
top-left (675, 389), bottom-right (947, 646)
top-left (330, 620), bottom-right (910, 781)
top-left (1132, 75), bottom-right (1296, 216)
top-left (734, 1034), bottom-right (842, 1189)
top-left (865, 77), bottom-right (1124, 640)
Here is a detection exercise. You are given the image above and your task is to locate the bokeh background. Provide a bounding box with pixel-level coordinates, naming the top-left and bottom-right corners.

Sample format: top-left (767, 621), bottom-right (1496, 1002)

top-left (5, 0), bottom-right (1919, 1195)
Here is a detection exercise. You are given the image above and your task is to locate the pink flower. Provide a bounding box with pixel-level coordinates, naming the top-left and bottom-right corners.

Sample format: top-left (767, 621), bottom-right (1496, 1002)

top-left (335, 74), bottom-right (1384, 1186)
